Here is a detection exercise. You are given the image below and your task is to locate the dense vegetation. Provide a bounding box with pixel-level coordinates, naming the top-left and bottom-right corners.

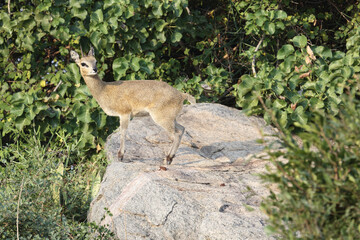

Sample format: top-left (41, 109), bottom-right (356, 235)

top-left (0, 0), bottom-right (359, 238)
top-left (262, 89), bottom-right (360, 239)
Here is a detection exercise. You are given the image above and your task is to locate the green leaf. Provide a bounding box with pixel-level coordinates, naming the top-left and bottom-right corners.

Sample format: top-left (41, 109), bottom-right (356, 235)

top-left (155, 31), bottom-right (166, 43)
top-left (23, 35), bottom-right (35, 52)
top-left (273, 99), bottom-right (287, 109)
top-left (328, 89), bottom-right (341, 105)
top-left (171, 0), bottom-right (183, 17)
top-left (309, 98), bottom-right (324, 109)
top-left (113, 57), bottom-right (129, 80)
top-left (314, 46), bottom-right (332, 59)
top-left (283, 55), bottom-right (295, 73)
top-left (99, 22), bottom-right (109, 34)
top-left (71, 8), bottom-right (87, 20)
top-left (328, 101), bottom-right (339, 115)
top-left (22, 18), bottom-right (36, 31)
top-left (29, 105), bottom-right (37, 120)
top-left (139, 59), bottom-right (154, 74)
top-left (92, 111), bottom-right (107, 128)
top-left (343, 55), bottom-right (355, 66)
top-left (288, 75), bottom-right (302, 90)
top-left (44, 108), bottom-right (59, 119)
top-left (277, 44), bottom-right (294, 59)
top-left (75, 85), bottom-right (91, 97)
top-left (341, 66), bottom-right (352, 79)
top-left (41, 15), bottom-right (52, 31)
top-left (315, 80), bottom-right (326, 92)
top-left (264, 22), bottom-right (276, 35)
top-left (130, 57), bottom-right (141, 71)
top-left (278, 110), bottom-right (288, 128)
top-left (104, 0), bottom-right (116, 9)
top-left (125, 4), bottom-right (135, 19)
top-left (10, 104), bottom-right (25, 117)
top-left (23, 94), bottom-right (34, 105)
top-left (302, 82), bottom-right (316, 90)
top-left (154, 19), bottom-right (167, 31)
top-left (276, 21), bottom-right (285, 30)
top-left (272, 81), bottom-right (284, 95)
top-left (291, 106), bottom-right (308, 125)
top-left (69, 0), bottom-right (81, 8)
top-left (11, 92), bottom-right (25, 104)
top-left (65, 63), bottom-right (81, 84)
top-left (284, 89), bottom-right (301, 103)
top-left (152, 1), bottom-right (163, 17)
top-left (0, 13), bottom-right (13, 34)
top-left (90, 31), bottom-right (102, 47)
top-left (333, 50), bottom-right (345, 59)
top-left (143, 0), bottom-right (152, 7)
top-left (15, 116), bottom-right (31, 130)
top-left (292, 35), bottom-right (307, 48)
top-left (274, 10), bottom-right (287, 19)
top-left (238, 75), bottom-right (255, 96)
top-left (171, 31), bottom-right (182, 43)
top-left (91, 9), bottom-right (104, 22)
top-left (77, 106), bottom-right (92, 123)
top-left (36, 1), bottom-right (52, 12)
top-left (128, 39), bottom-right (142, 52)
top-left (329, 60), bottom-right (344, 71)
top-left (108, 17), bottom-right (118, 29)
top-left (255, 16), bottom-right (267, 27)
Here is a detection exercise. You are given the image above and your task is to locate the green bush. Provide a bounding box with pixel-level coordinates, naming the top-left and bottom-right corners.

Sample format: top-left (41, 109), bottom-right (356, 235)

top-left (233, 31), bottom-right (360, 131)
top-left (0, 0), bottom-right (206, 152)
top-left (0, 130), bottom-right (114, 239)
top-left (231, 0), bottom-right (360, 131)
top-left (2, 1), bottom-right (359, 150)
top-left (261, 89), bottom-right (360, 239)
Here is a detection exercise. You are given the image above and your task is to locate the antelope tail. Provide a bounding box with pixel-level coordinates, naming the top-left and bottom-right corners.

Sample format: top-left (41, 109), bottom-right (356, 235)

top-left (182, 93), bottom-right (196, 105)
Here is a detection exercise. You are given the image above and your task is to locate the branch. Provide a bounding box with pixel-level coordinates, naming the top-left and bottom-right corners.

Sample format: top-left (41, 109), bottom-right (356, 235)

top-left (17, 176), bottom-right (25, 240)
top-left (327, 0), bottom-right (350, 23)
top-left (8, 0), bottom-right (11, 15)
top-left (252, 34), bottom-right (265, 77)
top-left (53, 80), bottom-right (63, 93)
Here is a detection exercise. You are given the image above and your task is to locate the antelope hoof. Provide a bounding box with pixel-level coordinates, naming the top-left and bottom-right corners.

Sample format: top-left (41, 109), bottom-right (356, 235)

top-left (117, 151), bottom-right (124, 161)
top-left (164, 155), bottom-right (173, 165)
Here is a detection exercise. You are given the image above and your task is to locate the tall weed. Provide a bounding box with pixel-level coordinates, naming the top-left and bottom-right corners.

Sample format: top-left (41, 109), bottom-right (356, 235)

top-left (0, 130), bottom-right (113, 239)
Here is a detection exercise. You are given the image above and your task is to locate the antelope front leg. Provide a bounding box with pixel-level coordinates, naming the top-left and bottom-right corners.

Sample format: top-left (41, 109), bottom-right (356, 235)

top-left (117, 114), bottom-right (130, 160)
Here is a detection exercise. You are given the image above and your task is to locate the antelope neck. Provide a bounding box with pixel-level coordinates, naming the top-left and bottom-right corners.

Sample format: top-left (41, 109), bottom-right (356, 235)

top-left (82, 74), bottom-right (106, 100)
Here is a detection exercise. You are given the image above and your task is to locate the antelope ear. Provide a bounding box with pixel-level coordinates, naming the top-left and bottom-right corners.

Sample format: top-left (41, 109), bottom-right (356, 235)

top-left (70, 50), bottom-right (80, 62)
top-left (88, 46), bottom-right (95, 56)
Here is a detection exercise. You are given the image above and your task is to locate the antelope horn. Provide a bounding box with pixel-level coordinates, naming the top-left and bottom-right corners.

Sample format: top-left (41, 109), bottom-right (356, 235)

top-left (80, 45), bottom-right (84, 57)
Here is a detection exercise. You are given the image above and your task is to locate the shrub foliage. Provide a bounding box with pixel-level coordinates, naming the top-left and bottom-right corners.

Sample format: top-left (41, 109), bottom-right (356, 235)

top-left (1, 0), bottom-right (359, 149)
top-left (261, 90), bottom-right (360, 239)
top-left (0, 0), bottom-right (205, 151)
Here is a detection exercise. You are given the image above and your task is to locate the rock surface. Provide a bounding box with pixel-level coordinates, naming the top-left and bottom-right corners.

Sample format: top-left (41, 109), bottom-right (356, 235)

top-left (88, 103), bottom-right (277, 240)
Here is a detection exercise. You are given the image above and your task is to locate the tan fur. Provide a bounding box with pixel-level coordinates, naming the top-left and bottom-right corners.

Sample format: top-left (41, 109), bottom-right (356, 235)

top-left (70, 47), bottom-right (195, 164)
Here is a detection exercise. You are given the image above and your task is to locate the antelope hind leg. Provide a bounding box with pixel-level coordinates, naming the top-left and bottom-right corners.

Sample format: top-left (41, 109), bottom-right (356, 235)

top-left (164, 122), bottom-right (185, 165)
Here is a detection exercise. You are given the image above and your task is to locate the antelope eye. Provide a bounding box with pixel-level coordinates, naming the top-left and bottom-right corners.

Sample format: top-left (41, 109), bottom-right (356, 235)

top-left (81, 63), bottom-right (88, 67)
